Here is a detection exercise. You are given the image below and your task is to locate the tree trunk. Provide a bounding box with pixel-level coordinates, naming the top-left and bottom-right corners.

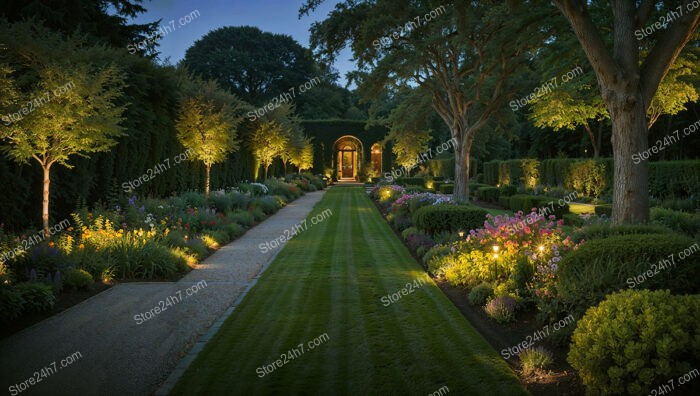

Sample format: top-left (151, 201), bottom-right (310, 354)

top-left (42, 163), bottom-right (51, 238)
top-left (608, 96), bottom-right (649, 225)
top-left (204, 164), bottom-right (211, 198)
top-left (264, 164), bottom-right (270, 180)
top-left (453, 136), bottom-right (470, 202)
top-left (282, 160), bottom-right (287, 176)
top-left (583, 123), bottom-right (600, 158)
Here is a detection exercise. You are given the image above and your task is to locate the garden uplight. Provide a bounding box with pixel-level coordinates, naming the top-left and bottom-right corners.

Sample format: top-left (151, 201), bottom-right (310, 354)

top-left (493, 245), bottom-right (499, 253)
top-left (458, 230), bottom-right (465, 238)
top-left (493, 253), bottom-right (499, 260)
top-left (539, 245), bottom-right (544, 252)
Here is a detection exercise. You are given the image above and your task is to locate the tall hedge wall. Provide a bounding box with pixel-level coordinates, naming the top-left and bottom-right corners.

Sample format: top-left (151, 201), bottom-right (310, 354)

top-left (427, 158), bottom-right (479, 179)
top-left (483, 158), bottom-right (698, 198)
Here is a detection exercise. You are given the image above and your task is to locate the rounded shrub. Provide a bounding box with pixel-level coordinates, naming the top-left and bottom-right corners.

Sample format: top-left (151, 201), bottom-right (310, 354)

top-left (468, 283), bottom-right (494, 306)
top-left (557, 234), bottom-right (700, 315)
top-left (412, 204), bottom-right (487, 235)
top-left (569, 290), bottom-right (700, 395)
top-left (63, 268), bottom-right (94, 290)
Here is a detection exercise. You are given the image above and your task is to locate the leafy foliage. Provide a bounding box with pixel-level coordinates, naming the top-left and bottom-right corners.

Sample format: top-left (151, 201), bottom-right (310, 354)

top-left (569, 290), bottom-right (700, 395)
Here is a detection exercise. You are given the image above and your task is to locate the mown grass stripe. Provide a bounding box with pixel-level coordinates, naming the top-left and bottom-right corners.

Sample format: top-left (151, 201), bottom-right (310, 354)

top-left (172, 187), bottom-right (527, 395)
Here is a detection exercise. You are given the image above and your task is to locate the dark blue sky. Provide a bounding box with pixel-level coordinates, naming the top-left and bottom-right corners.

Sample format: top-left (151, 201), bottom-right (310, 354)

top-left (131, 0), bottom-right (355, 87)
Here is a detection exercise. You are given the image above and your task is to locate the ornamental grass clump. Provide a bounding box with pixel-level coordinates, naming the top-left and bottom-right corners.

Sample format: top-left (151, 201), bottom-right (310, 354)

top-left (484, 295), bottom-right (516, 323)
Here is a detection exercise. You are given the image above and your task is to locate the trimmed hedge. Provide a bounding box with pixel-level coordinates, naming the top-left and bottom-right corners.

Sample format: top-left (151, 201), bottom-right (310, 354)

top-left (483, 161), bottom-right (499, 185)
top-left (569, 290), bottom-right (700, 395)
top-left (396, 177), bottom-right (425, 187)
top-left (427, 158), bottom-right (479, 179)
top-left (557, 234), bottom-right (700, 315)
top-left (475, 187), bottom-right (500, 203)
top-left (648, 160), bottom-right (700, 199)
top-left (413, 204), bottom-right (488, 235)
top-left (497, 196), bottom-right (511, 208)
top-left (439, 184), bottom-right (454, 194)
top-left (498, 184), bottom-right (517, 197)
top-left (570, 224), bottom-right (673, 243)
top-left (469, 183), bottom-right (489, 197)
top-left (483, 158), bottom-right (699, 199)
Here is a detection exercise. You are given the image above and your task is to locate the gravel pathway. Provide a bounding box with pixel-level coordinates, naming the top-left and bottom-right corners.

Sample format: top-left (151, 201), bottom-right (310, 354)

top-left (0, 190), bottom-right (325, 396)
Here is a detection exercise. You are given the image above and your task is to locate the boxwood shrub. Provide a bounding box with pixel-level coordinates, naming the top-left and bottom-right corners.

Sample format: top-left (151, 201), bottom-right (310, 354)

top-left (497, 196), bottom-right (510, 208)
top-left (557, 234), bottom-right (700, 315)
top-left (63, 268), bottom-right (94, 290)
top-left (413, 204), bottom-right (488, 235)
top-left (569, 290), bottom-right (700, 395)
top-left (475, 187), bottom-right (500, 202)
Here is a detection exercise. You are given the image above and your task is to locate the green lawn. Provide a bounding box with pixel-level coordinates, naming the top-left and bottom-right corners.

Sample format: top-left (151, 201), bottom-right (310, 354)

top-left (172, 187), bottom-right (527, 395)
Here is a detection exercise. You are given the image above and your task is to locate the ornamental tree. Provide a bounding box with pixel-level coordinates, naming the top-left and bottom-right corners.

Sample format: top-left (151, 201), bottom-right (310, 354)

top-left (0, 63), bottom-right (127, 237)
top-left (175, 80), bottom-right (244, 197)
top-left (248, 121), bottom-right (289, 180)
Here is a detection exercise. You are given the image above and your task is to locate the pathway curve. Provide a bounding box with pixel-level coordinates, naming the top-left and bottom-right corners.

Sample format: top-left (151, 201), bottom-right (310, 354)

top-left (0, 190), bottom-right (326, 396)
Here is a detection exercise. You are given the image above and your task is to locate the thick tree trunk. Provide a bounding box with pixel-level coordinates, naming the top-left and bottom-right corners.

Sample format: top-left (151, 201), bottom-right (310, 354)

top-left (205, 164), bottom-right (211, 198)
top-left (42, 164), bottom-right (51, 238)
top-left (609, 96), bottom-right (649, 224)
top-left (264, 164), bottom-right (269, 180)
top-left (453, 136), bottom-right (470, 202)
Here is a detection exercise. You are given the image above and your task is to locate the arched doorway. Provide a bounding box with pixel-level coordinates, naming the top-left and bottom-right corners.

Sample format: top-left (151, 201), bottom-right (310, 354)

top-left (333, 136), bottom-right (363, 181)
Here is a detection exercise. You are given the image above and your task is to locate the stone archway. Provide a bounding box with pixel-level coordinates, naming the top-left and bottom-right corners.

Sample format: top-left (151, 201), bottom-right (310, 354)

top-left (333, 135), bottom-right (363, 181)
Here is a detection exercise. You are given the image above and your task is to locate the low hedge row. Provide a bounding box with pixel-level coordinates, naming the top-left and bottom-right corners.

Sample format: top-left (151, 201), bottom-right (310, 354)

top-left (570, 224), bottom-right (672, 243)
top-left (475, 187), bottom-right (499, 203)
top-left (570, 290), bottom-right (700, 395)
top-left (557, 234), bottom-right (700, 316)
top-left (439, 184), bottom-right (454, 194)
top-left (413, 204), bottom-right (488, 235)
